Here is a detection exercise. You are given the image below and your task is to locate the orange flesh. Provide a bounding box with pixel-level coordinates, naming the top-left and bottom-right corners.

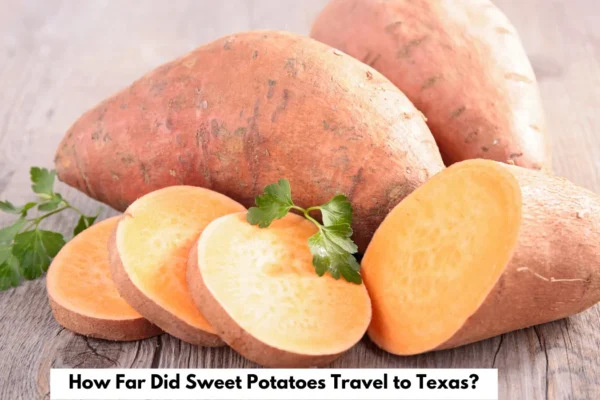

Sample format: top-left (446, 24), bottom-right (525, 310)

top-left (115, 186), bottom-right (245, 333)
top-left (197, 213), bottom-right (372, 355)
top-left (47, 216), bottom-right (140, 320)
top-left (362, 160), bottom-right (522, 355)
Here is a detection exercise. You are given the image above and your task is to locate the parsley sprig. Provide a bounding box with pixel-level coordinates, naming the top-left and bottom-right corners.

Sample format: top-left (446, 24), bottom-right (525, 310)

top-left (247, 179), bottom-right (362, 284)
top-left (0, 167), bottom-right (99, 290)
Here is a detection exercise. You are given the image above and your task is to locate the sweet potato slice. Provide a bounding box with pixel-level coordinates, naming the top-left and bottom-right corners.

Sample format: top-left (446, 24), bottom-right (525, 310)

top-left (109, 186), bottom-right (245, 345)
top-left (187, 212), bottom-right (372, 367)
top-left (47, 216), bottom-right (162, 341)
top-left (362, 160), bottom-right (523, 355)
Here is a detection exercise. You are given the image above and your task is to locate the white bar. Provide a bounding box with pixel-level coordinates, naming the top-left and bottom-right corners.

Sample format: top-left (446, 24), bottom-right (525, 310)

top-left (50, 368), bottom-right (497, 400)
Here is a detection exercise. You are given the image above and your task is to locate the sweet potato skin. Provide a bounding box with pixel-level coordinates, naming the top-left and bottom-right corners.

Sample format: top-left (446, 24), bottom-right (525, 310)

top-left (108, 226), bottom-right (224, 347)
top-left (49, 298), bottom-right (162, 341)
top-left (311, 0), bottom-right (550, 170)
top-left (438, 166), bottom-right (600, 349)
top-left (55, 30), bottom-right (444, 251)
top-left (187, 244), bottom-right (343, 368)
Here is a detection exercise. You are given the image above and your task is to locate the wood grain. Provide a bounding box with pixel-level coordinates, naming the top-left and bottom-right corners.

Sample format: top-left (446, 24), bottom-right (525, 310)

top-left (0, 1), bottom-right (599, 399)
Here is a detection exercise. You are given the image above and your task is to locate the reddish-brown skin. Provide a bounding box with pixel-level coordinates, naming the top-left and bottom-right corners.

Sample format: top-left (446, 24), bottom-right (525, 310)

top-left (48, 297), bottom-right (163, 341)
top-left (311, 0), bottom-right (551, 170)
top-left (438, 166), bottom-right (600, 349)
top-left (187, 244), bottom-right (343, 368)
top-left (54, 30), bottom-right (444, 252)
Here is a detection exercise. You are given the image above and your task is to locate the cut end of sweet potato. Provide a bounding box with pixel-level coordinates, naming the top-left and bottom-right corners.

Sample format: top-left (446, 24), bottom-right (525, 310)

top-left (362, 160), bottom-right (522, 355)
top-left (188, 212), bottom-right (372, 367)
top-left (46, 216), bottom-right (162, 341)
top-left (109, 186), bottom-right (245, 345)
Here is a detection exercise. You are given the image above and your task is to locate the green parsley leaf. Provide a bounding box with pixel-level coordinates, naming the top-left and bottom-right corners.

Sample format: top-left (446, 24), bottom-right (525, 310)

top-left (308, 226), bottom-right (362, 284)
top-left (1, 201), bottom-right (39, 216)
top-left (0, 255), bottom-right (20, 290)
top-left (0, 166), bottom-right (102, 290)
top-left (0, 200), bottom-right (19, 214)
top-left (73, 215), bottom-right (98, 236)
top-left (38, 195), bottom-right (64, 211)
top-left (20, 202), bottom-right (37, 216)
top-left (247, 180), bottom-right (361, 284)
top-left (319, 194), bottom-right (353, 226)
top-left (12, 230), bottom-right (65, 280)
top-left (30, 167), bottom-right (56, 198)
top-left (0, 218), bottom-right (26, 244)
top-left (246, 179), bottom-right (294, 228)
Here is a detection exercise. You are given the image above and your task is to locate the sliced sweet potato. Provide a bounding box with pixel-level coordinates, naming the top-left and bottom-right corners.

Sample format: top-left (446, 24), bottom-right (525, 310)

top-left (109, 186), bottom-right (245, 345)
top-left (47, 216), bottom-right (162, 341)
top-left (187, 212), bottom-right (372, 367)
top-left (363, 160), bottom-right (600, 355)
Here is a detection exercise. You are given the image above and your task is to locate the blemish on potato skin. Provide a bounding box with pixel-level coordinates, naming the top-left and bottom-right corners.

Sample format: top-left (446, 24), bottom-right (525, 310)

top-left (577, 210), bottom-right (589, 219)
top-left (103, 133), bottom-right (112, 142)
top-left (165, 118), bottom-right (173, 130)
top-left (211, 120), bottom-right (226, 137)
top-left (451, 106), bottom-right (466, 118)
top-left (233, 127), bottom-right (247, 136)
top-left (366, 71), bottom-right (373, 80)
top-left (362, 51), bottom-right (381, 67)
top-left (120, 104), bottom-right (128, 110)
top-left (252, 50), bottom-right (258, 59)
top-left (91, 132), bottom-right (100, 141)
top-left (510, 152), bottom-right (524, 159)
top-left (421, 75), bottom-right (440, 90)
top-left (223, 38), bottom-right (234, 50)
top-left (271, 89), bottom-right (290, 122)
top-left (97, 107), bottom-right (107, 121)
top-left (505, 73), bottom-right (533, 84)
top-left (397, 36), bottom-right (428, 59)
top-left (267, 80), bottom-right (277, 98)
top-left (140, 163), bottom-right (150, 185)
top-left (175, 134), bottom-right (186, 147)
top-left (120, 153), bottom-right (135, 165)
top-left (168, 95), bottom-right (186, 111)
top-left (481, 146), bottom-right (489, 152)
top-left (150, 80), bottom-right (167, 94)
top-left (384, 21), bottom-right (403, 34)
top-left (465, 131), bottom-right (478, 143)
top-left (347, 167), bottom-right (364, 200)
top-left (284, 58), bottom-right (299, 77)
top-left (530, 124), bottom-right (541, 132)
top-left (495, 26), bottom-right (512, 35)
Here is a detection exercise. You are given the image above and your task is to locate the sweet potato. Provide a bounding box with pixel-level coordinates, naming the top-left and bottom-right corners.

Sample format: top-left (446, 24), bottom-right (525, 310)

top-left (311, 0), bottom-right (551, 170)
top-left (187, 212), bottom-right (372, 367)
top-left (54, 30), bottom-right (444, 252)
top-left (362, 160), bottom-right (600, 355)
top-left (47, 216), bottom-right (162, 341)
top-left (109, 186), bottom-right (245, 345)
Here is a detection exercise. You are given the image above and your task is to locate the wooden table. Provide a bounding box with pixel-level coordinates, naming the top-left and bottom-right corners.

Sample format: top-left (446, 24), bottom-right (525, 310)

top-left (1, 1), bottom-right (599, 399)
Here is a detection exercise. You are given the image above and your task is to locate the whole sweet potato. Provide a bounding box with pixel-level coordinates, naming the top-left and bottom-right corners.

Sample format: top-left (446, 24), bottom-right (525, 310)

top-left (55, 30), bottom-right (444, 251)
top-left (311, 0), bottom-right (551, 170)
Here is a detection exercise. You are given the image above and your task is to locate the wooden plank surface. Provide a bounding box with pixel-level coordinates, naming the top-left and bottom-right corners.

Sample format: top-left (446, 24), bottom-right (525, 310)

top-left (0, 1), bottom-right (599, 399)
